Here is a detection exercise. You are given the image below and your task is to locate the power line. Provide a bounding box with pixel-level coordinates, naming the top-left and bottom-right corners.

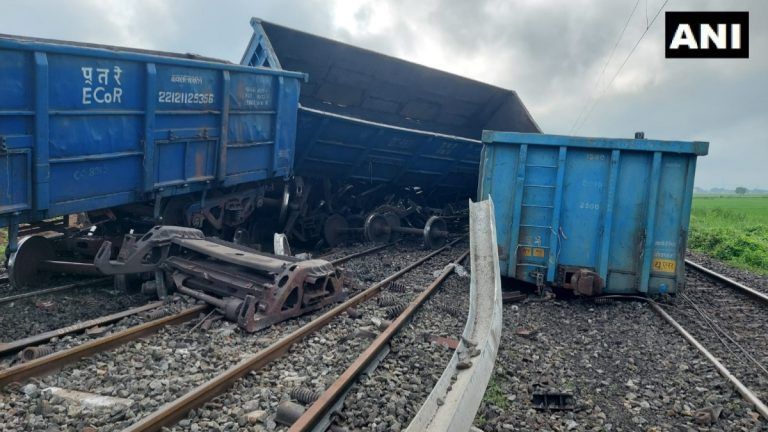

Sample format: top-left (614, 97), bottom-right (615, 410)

top-left (569, 0), bottom-right (641, 134)
top-left (574, 0), bottom-right (669, 133)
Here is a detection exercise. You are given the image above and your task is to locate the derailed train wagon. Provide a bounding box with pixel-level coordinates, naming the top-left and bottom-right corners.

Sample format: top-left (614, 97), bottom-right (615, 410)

top-left (0, 33), bottom-right (305, 287)
top-left (478, 131), bottom-right (708, 295)
top-left (0, 34), bottom-right (304, 226)
top-left (242, 19), bottom-right (540, 206)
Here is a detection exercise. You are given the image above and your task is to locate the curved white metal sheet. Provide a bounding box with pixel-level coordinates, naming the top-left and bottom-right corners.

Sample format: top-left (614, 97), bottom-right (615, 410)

top-left (407, 198), bottom-right (503, 432)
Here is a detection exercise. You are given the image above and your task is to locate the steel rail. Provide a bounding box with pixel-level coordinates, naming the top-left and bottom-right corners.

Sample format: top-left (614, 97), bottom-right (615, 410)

top-left (0, 304), bottom-right (207, 387)
top-left (0, 242), bottom-right (394, 384)
top-left (122, 237), bottom-right (464, 432)
top-left (0, 301), bottom-right (165, 356)
top-left (0, 277), bottom-right (112, 305)
top-left (649, 301), bottom-right (768, 420)
top-left (330, 242), bottom-right (394, 266)
top-left (599, 294), bottom-right (768, 421)
top-left (685, 259), bottom-right (768, 304)
top-left (289, 250), bottom-right (470, 431)
top-left (680, 293), bottom-right (768, 377)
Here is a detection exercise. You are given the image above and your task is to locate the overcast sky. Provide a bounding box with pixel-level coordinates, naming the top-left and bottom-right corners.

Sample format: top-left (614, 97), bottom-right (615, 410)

top-left (1, 0), bottom-right (765, 189)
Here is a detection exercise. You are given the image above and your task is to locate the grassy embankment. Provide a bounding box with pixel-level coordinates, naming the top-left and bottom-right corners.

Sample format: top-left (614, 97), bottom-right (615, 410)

top-left (688, 196), bottom-right (768, 274)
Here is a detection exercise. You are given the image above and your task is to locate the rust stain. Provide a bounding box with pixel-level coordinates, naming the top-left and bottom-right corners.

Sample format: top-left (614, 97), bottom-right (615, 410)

top-left (426, 334), bottom-right (459, 350)
top-left (195, 151), bottom-right (205, 178)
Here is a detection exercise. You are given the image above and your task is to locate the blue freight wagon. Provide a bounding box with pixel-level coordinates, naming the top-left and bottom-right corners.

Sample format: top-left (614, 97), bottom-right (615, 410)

top-left (242, 19), bottom-right (540, 204)
top-left (0, 34), bottom-right (305, 253)
top-left (478, 131), bottom-right (708, 295)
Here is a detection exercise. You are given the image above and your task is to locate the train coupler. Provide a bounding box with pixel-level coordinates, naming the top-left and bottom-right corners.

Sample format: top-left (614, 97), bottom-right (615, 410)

top-left (94, 225), bottom-right (345, 332)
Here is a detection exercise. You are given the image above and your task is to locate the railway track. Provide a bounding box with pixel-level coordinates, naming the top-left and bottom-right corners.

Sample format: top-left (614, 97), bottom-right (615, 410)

top-left (290, 254), bottom-right (471, 432)
top-left (0, 278), bottom-right (112, 306)
top-left (149, 249), bottom-right (471, 432)
top-left (649, 261), bottom-right (768, 420)
top-left (0, 240), bottom-right (465, 431)
top-left (0, 243), bottom-right (392, 368)
top-left (0, 277), bottom-right (149, 349)
top-left (121, 240), bottom-right (466, 431)
top-left (597, 260), bottom-right (768, 423)
top-left (473, 257), bottom-right (766, 431)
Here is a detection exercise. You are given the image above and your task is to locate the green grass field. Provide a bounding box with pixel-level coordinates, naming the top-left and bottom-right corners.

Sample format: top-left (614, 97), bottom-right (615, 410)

top-left (688, 196), bottom-right (768, 274)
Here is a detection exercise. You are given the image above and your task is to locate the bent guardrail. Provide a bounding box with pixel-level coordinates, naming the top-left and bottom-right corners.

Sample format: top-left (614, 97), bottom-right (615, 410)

top-left (407, 198), bottom-right (503, 432)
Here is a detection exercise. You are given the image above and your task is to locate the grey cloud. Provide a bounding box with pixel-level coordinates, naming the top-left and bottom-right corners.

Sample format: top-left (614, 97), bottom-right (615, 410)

top-left (0, 0), bottom-right (764, 189)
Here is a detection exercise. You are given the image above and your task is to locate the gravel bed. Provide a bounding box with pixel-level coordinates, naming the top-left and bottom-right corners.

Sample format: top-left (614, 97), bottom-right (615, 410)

top-left (474, 298), bottom-right (762, 431)
top-left (0, 282), bottom-right (11, 298)
top-left (0, 295), bottom-right (192, 371)
top-left (0, 281), bottom-right (148, 343)
top-left (0, 274), bottom-right (98, 298)
top-left (652, 267), bottom-right (768, 425)
top-left (334, 273), bottom-right (470, 432)
top-left (0, 241), bottom-right (433, 431)
top-left (165, 241), bottom-right (467, 432)
top-left (687, 250), bottom-right (768, 293)
top-left (317, 242), bottom-right (387, 263)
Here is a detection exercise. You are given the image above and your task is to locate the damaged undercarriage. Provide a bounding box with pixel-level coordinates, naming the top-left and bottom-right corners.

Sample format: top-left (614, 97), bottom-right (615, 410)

top-left (93, 225), bottom-right (344, 332)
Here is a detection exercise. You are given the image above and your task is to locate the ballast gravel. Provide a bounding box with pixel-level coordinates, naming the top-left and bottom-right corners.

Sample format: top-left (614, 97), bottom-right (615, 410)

top-left (333, 273), bottom-right (470, 432)
top-left (0, 282), bottom-right (148, 344)
top-left (474, 297), bottom-right (763, 431)
top-left (687, 250), bottom-right (768, 293)
top-left (165, 242), bottom-right (467, 432)
top-left (0, 240), bottom-right (434, 431)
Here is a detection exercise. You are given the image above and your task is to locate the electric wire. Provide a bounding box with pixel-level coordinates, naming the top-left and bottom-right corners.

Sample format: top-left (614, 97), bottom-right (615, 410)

top-left (569, 0), bottom-right (641, 133)
top-left (681, 292), bottom-right (768, 378)
top-left (573, 0), bottom-right (669, 133)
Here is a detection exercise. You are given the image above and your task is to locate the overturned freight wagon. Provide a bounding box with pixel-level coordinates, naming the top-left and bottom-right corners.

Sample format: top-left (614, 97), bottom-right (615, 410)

top-left (0, 34), bottom-right (352, 331)
top-left (242, 19), bottom-right (540, 212)
top-left (478, 132), bottom-right (708, 295)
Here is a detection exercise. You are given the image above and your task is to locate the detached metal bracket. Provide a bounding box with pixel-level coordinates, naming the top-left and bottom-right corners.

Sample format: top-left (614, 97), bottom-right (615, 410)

top-left (532, 391), bottom-right (575, 411)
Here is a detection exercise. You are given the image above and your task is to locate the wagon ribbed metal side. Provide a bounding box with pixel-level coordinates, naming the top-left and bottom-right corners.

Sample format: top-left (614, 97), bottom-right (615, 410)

top-left (478, 131), bottom-right (708, 295)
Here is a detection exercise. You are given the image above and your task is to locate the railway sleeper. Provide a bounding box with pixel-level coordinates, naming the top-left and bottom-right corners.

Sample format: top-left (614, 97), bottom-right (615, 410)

top-left (91, 225), bottom-right (344, 332)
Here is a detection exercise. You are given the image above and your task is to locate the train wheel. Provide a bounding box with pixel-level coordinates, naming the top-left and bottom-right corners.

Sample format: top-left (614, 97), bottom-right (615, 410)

top-left (323, 214), bottom-right (349, 247)
top-left (423, 216), bottom-right (448, 249)
top-left (8, 236), bottom-right (55, 288)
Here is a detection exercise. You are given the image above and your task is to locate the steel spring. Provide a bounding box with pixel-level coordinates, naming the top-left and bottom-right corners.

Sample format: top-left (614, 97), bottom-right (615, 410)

top-left (377, 294), bottom-right (402, 307)
top-left (290, 387), bottom-right (322, 405)
top-left (387, 281), bottom-right (408, 293)
top-left (81, 297), bottom-right (101, 308)
top-left (384, 302), bottom-right (408, 319)
top-left (593, 297), bottom-right (614, 305)
top-left (21, 345), bottom-right (55, 362)
top-left (143, 308), bottom-right (169, 321)
top-left (435, 302), bottom-right (464, 318)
